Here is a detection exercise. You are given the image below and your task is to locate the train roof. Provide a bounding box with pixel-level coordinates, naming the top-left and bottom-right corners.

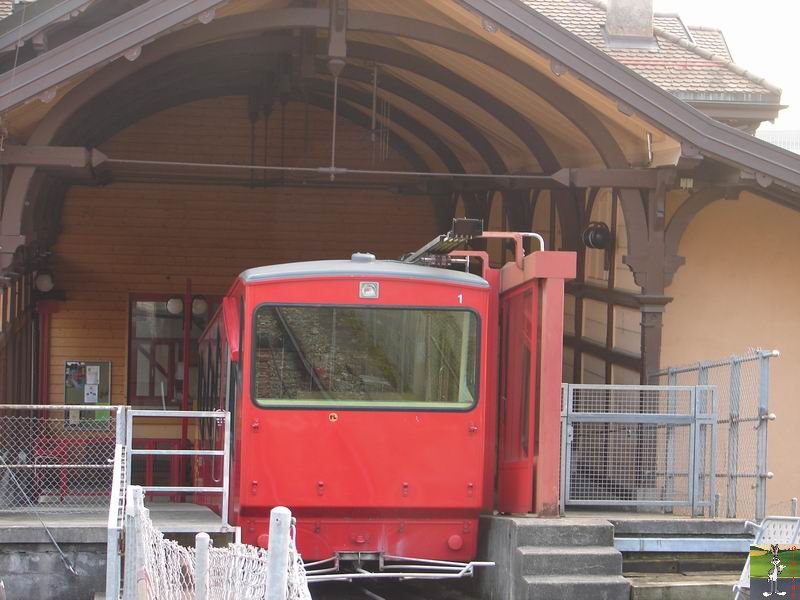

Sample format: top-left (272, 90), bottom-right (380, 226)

top-left (240, 254), bottom-right (490, 288)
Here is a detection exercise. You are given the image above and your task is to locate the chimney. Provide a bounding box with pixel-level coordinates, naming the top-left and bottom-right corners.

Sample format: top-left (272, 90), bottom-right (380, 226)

top-left (605, 0), bottom-right (656, 49)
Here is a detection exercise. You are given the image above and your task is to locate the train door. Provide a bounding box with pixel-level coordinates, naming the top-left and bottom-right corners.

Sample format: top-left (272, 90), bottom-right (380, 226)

top-left (496, 280), bottom-right (538, 514)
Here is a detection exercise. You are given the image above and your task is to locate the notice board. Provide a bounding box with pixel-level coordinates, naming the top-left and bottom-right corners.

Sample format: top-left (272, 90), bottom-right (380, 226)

top-left (64, 361), bottom-right (111, 424)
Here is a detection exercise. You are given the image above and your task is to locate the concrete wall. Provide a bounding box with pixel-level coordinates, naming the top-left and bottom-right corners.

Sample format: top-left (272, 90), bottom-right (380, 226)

top-left (0, 526), bottom-right (106, 600)
top-left (662, 190), bottom-right (800, 511)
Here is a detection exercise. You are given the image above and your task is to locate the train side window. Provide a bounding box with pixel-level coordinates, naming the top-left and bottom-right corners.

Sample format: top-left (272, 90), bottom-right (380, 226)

top-left (252, 305), bottom-right (479, 410)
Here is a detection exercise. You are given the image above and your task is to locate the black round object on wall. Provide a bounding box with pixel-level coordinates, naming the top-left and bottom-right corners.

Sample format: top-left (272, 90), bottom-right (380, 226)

top-left (582, 222), bottom-right (612, 250)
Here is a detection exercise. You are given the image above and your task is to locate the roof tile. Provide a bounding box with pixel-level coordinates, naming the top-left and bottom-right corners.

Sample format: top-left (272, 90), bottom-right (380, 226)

top-left (522, 0), bottom-right (779, 99)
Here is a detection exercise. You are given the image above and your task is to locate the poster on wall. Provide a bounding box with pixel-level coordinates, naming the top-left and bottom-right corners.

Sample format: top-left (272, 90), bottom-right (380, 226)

top-left (64, 361), bottom-right (111, 425)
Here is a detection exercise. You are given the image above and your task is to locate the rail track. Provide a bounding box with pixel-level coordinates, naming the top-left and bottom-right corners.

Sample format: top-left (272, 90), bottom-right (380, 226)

top-left (311, 579), bottom-right (481, 600)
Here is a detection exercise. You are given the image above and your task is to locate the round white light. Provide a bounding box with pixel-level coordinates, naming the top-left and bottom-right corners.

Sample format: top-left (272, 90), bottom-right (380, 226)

top-left (192, 297), bottom-right (208, 316)
top-left (166, 298), bottom-right (184, 315)
top-left (34, 272), bottom-right (54, 293)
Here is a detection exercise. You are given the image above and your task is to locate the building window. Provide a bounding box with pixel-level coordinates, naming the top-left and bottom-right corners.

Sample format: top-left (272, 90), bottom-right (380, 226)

top-left (127, 294), bottom-right (217, 408)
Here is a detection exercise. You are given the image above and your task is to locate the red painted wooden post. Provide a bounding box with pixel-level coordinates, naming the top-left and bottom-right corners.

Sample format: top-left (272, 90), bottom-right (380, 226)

top-left (535, 275), bottom-right (566, 516)
top-left (527, 252), bottom-right (575, 517)
top-left (36, 300), bottom-right (60, 406)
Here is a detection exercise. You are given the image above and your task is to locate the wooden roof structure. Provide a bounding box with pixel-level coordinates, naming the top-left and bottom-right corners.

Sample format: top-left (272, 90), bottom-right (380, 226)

top-left (1, 0), bottom-right (799, 378)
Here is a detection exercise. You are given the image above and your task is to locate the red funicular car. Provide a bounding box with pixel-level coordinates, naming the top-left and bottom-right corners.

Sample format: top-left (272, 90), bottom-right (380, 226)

top-left (196, 219), bottom-right (575, 579)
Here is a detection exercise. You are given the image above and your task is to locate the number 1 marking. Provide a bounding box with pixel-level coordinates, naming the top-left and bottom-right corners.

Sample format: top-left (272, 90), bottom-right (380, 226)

top-left (458, 293), bottom-right (463, 304)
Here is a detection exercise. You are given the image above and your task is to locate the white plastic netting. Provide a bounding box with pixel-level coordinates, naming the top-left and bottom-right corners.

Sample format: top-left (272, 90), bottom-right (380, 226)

top-left (128, 492), bottom-right (311, 600)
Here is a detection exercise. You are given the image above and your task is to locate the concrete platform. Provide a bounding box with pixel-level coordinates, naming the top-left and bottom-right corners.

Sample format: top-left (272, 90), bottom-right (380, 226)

top-left (0, 501), bottom-right (232, 543)
top-left (627, 571), bottom-right (741, 600)
top-left (564, 510), bottom-right (749, 536)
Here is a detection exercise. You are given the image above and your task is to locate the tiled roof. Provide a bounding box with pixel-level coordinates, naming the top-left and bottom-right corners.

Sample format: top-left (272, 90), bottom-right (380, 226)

top-left (522, 0), bottom-right (780, 100)
top-left (0, 0), bottom-right (781, 102)
top-left (687, 26), bottom-right (732, 62)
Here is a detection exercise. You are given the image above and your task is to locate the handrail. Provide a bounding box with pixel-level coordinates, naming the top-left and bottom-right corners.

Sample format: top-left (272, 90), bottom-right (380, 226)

top-left (651, 349), bottom-right (780, 377)
top-left (125, 409), bottom-right (232, 532)
top-left (106, 443), bottom-right (127, 600)
top-left (0, 403), bottom-right (121, 410)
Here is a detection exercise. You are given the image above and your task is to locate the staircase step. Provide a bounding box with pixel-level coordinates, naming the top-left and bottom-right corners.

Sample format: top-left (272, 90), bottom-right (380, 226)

top-left (624, 554), bottom-right (747, 573)
top-left (627, 572), bottom-right (741, 600)
top-left (517, 545), bottom-right (622, 576)
top-left (513, 518), bottom-right (615, 547)
top-left (522, 574), bottom-right (630, 600)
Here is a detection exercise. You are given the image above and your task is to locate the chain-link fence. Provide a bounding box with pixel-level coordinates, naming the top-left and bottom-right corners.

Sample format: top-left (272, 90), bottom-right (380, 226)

top-left (122, 486), bottom-right (311, 600)
top-left (560, 384), bottom-right (717, 516)
top-left (0, 404), bottom-right (123, 512)
top-left (650, 349), bottom-right (778, 520)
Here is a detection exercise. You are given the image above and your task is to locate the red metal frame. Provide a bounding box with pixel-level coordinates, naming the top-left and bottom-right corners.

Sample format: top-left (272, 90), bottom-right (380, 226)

top-left (496, 280), bottom-right (539, 514)
top-left (126, 289), bottom-right (220, 492)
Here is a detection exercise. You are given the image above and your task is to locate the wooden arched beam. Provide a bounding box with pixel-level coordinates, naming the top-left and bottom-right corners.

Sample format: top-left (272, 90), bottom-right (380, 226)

top-left (328, 62), bottom-right (506, 174)
top-left (66, 35), bottom-right (575, 242)
top-left (63, 35), bottom-right (560, 171)
top-left (2, 8), bottom-right (642, 268)
top-left (343, 42), bottom-right (560, 172)
top-left (69, 72), bottom-right (439, 174)
top-left (69, 48), bottom-right (506, 175)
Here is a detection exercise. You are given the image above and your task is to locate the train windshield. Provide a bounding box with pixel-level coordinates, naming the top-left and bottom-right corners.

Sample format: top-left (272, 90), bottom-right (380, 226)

top-left (252, 306), bottom-right (479, 409)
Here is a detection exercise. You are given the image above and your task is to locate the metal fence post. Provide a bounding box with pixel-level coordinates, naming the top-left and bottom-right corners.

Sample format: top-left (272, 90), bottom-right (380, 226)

top-left (123, 486), bottom-right (143, 600)
top-left (265, 506), bottom-right (292, 600)
top-left (664, 369), bottom-right (677, 513)
top-left (222, 413), bottom-right (231, 526)
top-left (727, 357), bottom-right (742, 518)
top-left (125, 410), bottom-right (134, 490)
top-left (792, 498), bottom-right (798, 517)
top-left (709, 387), bottom-right (718, 518)
top-left (560, 384), bottom-right (569, 516)
top-left (195, 532), bottom-right (210, 600)
top-left (756, 352), bottom-right (771, 521)
top-left (115, 405), bottom-right (126, 446)
top-left (563, 385), bottom-right (575, 512)
top-left (694, 364), bottom-right (709, 516)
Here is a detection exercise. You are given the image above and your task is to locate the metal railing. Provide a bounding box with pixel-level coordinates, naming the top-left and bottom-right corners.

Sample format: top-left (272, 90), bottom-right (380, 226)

top-left (125, 409), bottom-right (232, 532)
top-left (560, 384), bottom-right (717, 516)
top-left (650, 349), bottom-right (778, 520)
top-left (106, 443), bottom-right (127, 600)
top-left (0, 404), bottom-right (124, 512)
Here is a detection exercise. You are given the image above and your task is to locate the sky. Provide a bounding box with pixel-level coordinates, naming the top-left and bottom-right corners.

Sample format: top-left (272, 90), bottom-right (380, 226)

top-left (654, 0), bottom-right (800, 131)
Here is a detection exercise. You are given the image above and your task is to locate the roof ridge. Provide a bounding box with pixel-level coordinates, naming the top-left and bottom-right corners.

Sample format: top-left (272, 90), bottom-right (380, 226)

top-left (687, 25), bottom-right (723, 32)
top-left (575, 0), bottom-right (782, 95)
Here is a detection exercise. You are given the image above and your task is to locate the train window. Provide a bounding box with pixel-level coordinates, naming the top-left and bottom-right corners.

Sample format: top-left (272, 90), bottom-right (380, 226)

top-left (252, 306), bottom-right (479, 410)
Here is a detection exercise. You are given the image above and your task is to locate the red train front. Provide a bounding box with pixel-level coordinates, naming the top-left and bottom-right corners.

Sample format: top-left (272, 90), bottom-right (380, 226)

top-left (196, 222), bottom-right (575, 566)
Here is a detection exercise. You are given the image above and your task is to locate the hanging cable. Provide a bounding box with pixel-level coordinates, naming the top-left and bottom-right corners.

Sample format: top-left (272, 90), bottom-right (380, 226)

top-left (281, 99), bottom-right (287, 172)
top-left (247, 89), bottom-right (261, 189)
top-left (384, 101), bottom-right (391, 162)
top-left (330, 76), bottom-right (339, 181)
top-left (303, 93), bottom-right (310, 155)
top-left (263, 105), bottom-right (271, 188)
top-left (327, 55), bottom-right (345, 182)
top-left (371, 65), bottom-right (378, 166)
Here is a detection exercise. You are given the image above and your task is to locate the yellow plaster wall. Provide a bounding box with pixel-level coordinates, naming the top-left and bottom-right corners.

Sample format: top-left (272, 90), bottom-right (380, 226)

top-left (662, 191), bottom-right (800, 510)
